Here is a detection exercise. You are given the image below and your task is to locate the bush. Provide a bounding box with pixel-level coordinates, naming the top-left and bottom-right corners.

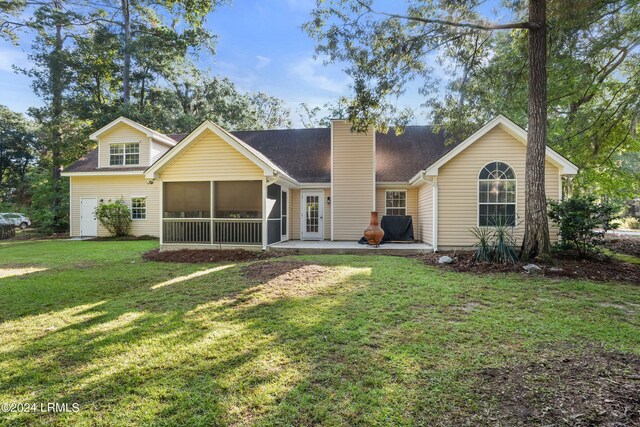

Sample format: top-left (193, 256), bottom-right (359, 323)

top-left (95, 199), bottom-right (132, 237)
top-left (620, 216), bottom-right (640, 230)
top-left (469, 222), bottom-right (518, 264)
top-left (548, 195), bottom-right (621, 257)
top-left (0, 220), bottom-right (16, 240)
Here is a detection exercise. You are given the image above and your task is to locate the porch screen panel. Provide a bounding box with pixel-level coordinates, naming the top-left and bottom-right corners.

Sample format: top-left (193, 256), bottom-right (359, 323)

top-left (215, 181), bottom-right (262, 218)
top-left (267, 183), bottom-right (282, 244)
top-left (267, 184), bottom-right (281, 219)
top-left (164, 182), bottom-right (211, 218)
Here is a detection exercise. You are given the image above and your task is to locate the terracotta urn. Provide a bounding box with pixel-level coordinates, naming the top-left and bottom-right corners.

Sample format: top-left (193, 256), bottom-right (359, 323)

top-left (364, 211), bottom-right (384, 246)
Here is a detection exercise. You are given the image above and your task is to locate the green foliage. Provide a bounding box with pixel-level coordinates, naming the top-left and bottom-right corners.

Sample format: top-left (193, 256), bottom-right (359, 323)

top-left (470, 226), bottom-right (492, 262)
top-left (427, 2), bottom-right (640, 198)
top-left (620, 216), bottom-right (640, 230)
top-left (469, 223), bottom-right (518, 264)
top-left (0, 105), bottom-right (37, 206)
top-left (548, 195), bottom-right (622, 256)
top-left (95, 199), bottom-right (132, 237)
top-left (492, 224), bottom-right (519, 264)
top-left (26, 167), bottom-right (69, 233)
top-left (0, 222), bottom-right (16, 240)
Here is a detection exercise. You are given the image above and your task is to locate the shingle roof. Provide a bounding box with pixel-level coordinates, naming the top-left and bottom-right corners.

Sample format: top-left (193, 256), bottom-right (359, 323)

top-left (63, 147), bottom-right (147, 173)
top-left (64, 126), bottom-right (458, 182)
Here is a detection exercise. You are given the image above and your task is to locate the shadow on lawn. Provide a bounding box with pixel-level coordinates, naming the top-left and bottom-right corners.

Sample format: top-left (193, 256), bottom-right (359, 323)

top-left (1, 256), bottom-right (639, 426)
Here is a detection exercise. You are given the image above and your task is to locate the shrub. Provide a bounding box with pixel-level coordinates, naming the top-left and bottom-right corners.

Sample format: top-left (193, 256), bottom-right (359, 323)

top-left (95, 199), bottom-right (132, 237)
top-left (0, 221), bottom-right (16, 240)
top-left (548, 195), bottom-right (621, 257)
top-left (469, 222), bottom-right (518, 264)
top-left (620, 216), bottom-right (640, 230)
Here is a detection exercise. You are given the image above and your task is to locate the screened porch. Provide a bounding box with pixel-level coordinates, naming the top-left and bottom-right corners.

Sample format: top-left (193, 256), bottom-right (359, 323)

top-left (161, 180), bottom-right (287, 247)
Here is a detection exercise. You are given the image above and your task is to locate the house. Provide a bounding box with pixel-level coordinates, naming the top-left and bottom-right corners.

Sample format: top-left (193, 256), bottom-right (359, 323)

top-left (61, 115), bottom-right (578, 251)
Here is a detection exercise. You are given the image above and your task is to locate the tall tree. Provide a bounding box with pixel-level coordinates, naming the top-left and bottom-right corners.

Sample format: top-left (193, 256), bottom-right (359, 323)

top-left (87, 0), bottom-right (221, 105)
top-left (0, 106), bottom-right (37, 206)
top-left (305, 0), bottom-right (632, 258)
top-left (428, 1), bottom-right (640, 199)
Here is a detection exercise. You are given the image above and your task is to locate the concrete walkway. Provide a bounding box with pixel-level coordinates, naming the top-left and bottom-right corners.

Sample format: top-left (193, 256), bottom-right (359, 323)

top-left (269, 240), bottom-right (434, 255)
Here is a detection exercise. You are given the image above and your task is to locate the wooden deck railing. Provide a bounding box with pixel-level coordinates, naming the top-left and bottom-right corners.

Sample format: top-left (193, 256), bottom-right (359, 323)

top-left (162, 218), bottom-right (262, 245)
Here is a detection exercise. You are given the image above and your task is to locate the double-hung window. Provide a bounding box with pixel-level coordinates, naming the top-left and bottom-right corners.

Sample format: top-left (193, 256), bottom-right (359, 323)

top-left (385, 190), bottom-right (407, 216)
top-left (131, 197), bottom-right (147, 220)
top-left (110, 143), bottom-right (140, 166)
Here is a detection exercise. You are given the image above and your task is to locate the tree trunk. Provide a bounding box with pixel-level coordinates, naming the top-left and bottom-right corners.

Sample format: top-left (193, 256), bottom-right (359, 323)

top-left (121, 0), bottom-right (131, 104)
top-left (521, 0), bottom-right (550, 259)
top-left (50, 0), bottom-right (64, 233)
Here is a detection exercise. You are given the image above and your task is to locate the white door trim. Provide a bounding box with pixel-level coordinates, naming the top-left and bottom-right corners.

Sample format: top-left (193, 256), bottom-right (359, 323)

top-left (281, 187), bottom-right (289, 241)
top-left (80, 197), bottom-right (98, 237)
top-left (300, 190), bottom-right (324, 240)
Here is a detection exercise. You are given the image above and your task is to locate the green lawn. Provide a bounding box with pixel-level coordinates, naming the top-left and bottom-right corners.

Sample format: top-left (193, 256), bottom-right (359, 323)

top-left (0, 240), bottom-right (638, 426)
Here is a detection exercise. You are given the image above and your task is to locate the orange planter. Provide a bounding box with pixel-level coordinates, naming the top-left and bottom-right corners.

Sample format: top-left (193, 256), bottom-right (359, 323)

top-left (364, 211), bottom-right (384, 246)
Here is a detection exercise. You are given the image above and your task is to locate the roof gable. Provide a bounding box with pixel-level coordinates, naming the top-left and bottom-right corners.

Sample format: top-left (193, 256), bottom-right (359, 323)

top-left (412, 115), bottom-right (578, 181)
top-left (144, 121), bottom-right (297, 184)
top-left (90, 117), bottom-right (177, 146)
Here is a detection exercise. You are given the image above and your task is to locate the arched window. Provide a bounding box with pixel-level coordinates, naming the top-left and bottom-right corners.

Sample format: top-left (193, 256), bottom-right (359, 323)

top-left (478, 161), bottom-right (516, 226)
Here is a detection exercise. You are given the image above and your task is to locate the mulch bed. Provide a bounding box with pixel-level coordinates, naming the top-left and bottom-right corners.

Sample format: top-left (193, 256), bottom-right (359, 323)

top-left (469, 347), bottom-right (640, 426)
top-left (417, 251), bottom-right (640, 284)
top-left (604, 234), bottom-right (640, 258)
top-left (143, 248), bottom-right (278, 263)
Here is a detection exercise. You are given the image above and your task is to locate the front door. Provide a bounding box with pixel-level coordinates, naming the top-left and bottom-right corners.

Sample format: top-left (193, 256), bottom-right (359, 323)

top-left (80, 198), bottom-right (98, 236)
top-left (301, 191), bottom-right (323, 240)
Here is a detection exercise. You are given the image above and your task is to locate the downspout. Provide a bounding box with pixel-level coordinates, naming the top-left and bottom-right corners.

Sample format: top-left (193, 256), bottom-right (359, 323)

top-left (432, 176), bottom-right (438, 252)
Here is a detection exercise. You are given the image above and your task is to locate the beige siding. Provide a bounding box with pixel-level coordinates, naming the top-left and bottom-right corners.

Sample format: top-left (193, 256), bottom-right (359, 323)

top-left (289, 188), bottom-right (331, 240)
top-left (417, 183), bottom-right (433, 244)
top-left (375, 187), bottom-right (418, 238)
top-left (151, 140), bottom-right (172, 164)
top-left (159, 129), bottom-right (263, 181)
top-left (331, 121), bottom-right (375, 240)
top-left (98, 123), bottom-right (150, 168)
top-left (290, 189), bottom-right (300, 239)
top-left (437, 126), bottom-right (561, 249)
top-left (70, 175), bottom-right (160, 237)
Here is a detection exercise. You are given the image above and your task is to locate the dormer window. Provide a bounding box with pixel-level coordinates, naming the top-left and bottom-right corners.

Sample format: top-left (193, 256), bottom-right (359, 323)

top-left (110, 143), bottom-right (140, 166)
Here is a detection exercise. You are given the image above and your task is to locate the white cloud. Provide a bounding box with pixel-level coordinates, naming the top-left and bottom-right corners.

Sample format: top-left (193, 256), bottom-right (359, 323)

top-left (255, 55), bottom-right (271, 70)
top-left (289, 56), bottom-right (347, 94)
top-left (0, 48), bottom-right (28, 73)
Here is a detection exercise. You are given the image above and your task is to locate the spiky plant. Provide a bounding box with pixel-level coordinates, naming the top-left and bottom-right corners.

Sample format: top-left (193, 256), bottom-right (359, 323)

top-left (492, 223), bottom-right (519, 264)
top-left (470, 226), bottom-right (493, 263)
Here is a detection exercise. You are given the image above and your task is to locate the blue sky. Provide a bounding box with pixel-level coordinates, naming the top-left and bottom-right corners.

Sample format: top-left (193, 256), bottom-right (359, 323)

top-left (0, 0), bottom-right (506, 126)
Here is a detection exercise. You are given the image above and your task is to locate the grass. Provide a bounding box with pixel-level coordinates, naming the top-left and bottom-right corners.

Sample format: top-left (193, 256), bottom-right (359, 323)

top-left (602, 247), bottom-right (640, 265)
top-left (0, 240), bottom-right (639, 426)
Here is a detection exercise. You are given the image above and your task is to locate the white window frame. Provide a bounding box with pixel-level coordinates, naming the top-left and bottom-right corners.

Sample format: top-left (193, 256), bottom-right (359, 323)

top-left (385, 190), bottom-right (407, 216)
top-left (110, 143), bottom-right (140, 166)
top-left (131, 196), bottom-right (147, 220)
top-left (477, 161), bottom-right (517, 227)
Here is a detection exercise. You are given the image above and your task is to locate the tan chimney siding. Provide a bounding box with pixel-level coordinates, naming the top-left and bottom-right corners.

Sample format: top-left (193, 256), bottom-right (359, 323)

top-left (331, 121), bottom-right (375, 240)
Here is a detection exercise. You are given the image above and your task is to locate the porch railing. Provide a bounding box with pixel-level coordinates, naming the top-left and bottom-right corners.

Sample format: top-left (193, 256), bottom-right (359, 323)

top-left (162, 218), bottom-right (262, 245)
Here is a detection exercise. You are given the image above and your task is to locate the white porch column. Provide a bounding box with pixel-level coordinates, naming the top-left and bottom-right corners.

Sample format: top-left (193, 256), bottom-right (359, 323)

top-left (262, 177), bottom-right (268, 250)
top-left (158, 180), bottom-right (163, 245)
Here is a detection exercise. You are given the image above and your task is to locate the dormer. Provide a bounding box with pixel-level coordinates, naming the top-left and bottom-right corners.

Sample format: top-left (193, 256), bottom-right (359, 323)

top-left (91, 117), bottom-right (176, 169)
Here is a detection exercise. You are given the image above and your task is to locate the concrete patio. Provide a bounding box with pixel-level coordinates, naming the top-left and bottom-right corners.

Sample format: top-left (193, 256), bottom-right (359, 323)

top-left (268, 240), bottom-right (434, 255)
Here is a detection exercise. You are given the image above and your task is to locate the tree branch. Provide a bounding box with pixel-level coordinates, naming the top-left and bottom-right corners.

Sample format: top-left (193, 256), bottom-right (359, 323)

top-left (356, 0), bottom-right (539, 31)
